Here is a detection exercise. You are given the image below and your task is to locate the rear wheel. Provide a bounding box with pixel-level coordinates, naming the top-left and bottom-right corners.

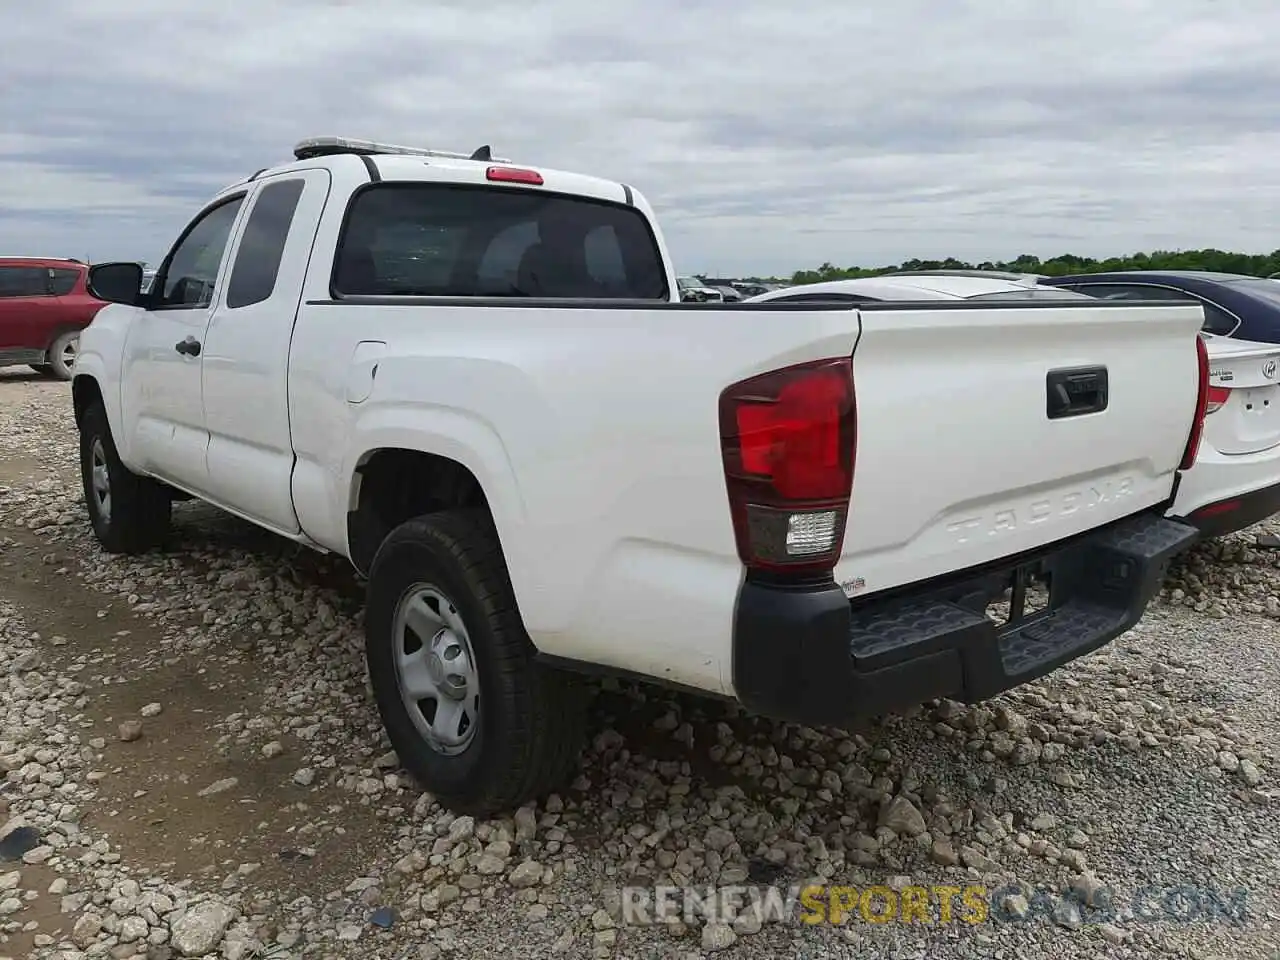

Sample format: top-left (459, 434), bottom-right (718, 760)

top-left (44, 331), bottom-right (80, 381)
top-left (364, 509), bottom-right (587, 815)
top-left (79, 402), bottom-right (172, 554)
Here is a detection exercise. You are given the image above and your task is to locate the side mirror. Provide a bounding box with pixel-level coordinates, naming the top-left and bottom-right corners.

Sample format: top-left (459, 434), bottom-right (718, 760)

top-left (87, 262), bottom-right (144, 306)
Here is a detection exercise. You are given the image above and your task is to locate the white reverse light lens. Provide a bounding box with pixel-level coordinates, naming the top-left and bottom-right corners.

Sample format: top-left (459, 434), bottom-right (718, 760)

top-left (786, 510), bottom-right (839, 556)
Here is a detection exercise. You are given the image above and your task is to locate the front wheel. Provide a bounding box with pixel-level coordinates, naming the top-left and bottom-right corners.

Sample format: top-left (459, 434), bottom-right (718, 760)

top-left (79, 402), bottom-right (172, 554)
top-left (364, 509), bottom-right (587, 816)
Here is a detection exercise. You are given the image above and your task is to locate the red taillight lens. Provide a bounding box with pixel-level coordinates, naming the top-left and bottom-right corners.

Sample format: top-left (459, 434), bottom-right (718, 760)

top-left (486, 166), bottom-right (544, 185)
top-left (1204, 385), bottom-right (1231, 415)
top-left (1180, 334), bottom-right (1211, 471)
top-left (719, 358), bottom-right (856, 573)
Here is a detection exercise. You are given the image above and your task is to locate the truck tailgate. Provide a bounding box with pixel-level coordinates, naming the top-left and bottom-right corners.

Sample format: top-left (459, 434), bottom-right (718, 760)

top-left (835, 300), bottom-right (1205, 600)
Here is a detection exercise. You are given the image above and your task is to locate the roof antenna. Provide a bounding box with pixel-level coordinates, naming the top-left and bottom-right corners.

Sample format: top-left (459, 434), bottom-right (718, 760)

top-left (469, 145), bottom-right (493, 161)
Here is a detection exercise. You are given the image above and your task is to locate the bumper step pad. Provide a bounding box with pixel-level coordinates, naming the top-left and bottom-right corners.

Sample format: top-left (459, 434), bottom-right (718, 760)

top-left (846, 513), bottom-right (1199, 706)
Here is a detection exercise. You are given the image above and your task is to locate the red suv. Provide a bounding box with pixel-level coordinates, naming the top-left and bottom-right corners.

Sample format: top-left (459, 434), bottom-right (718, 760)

top-left (0, 257), bottom-right (109, 380)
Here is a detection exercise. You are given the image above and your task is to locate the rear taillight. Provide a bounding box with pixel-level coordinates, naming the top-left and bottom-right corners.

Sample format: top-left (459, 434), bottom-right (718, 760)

top-left (1180, 334), bottom-right (1211, 470)
top-left (1205, 385), bottom-right (1231, 415)
top-left (718, 358), bottom-right (856, 573)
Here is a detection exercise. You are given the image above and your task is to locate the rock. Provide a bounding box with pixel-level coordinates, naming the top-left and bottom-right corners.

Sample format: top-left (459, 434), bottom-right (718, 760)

top-left (705, 825), bottom-right (736, 852)
top-left (1052, 898), bottom-right (1082, 930)
top-left (959, 845), bottom-right (999, 873)
top-left (448, 817), bottom-right (475, 842)
top-left (119, 721), bottom-right (144, 742)
top-left (73, 912), bottom-right (104, 949)
top-left (197, 778), bottom-right (239, 798)
top-left (475, 854), bottom-right (506, 875)
top-left (1069, 872), bottom-right (1109, 907)
top-left (878, 796), bottom-right (927, 837)
top-left (514, 806), bottom-right (538, 842)
top-left (930, 839), bottom-right (960, 866)
top-left (169, 900), bottom-right (237, 957)
top-left (1000, 894), bottom-right (1029, 919)
top-left (119, 915), bottom-right (149, 942)
top-left (1100, 922), bottom-right (1130, 944)
top-left (261, 741), bottom-right (284, 759)
top-left (509, 860), bottom-right (542, 889)
top-left (140, 703), bottom-right (163, 718)
top-left (701, 923), bottom-right (737, 952)
top-left (22, 844), bottom-right (53, 864)
top-left (291, 768), bottom-right (315, 787)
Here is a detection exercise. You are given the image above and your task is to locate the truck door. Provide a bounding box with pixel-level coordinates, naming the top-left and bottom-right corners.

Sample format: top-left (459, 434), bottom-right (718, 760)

top-left (199, 168), bottom-right (332, 534)
top-left (121, 195), bottom-right (247, 489)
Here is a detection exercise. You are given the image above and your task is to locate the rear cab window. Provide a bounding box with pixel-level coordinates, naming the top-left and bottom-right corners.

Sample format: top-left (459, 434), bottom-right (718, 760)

top-left (332, 184), bottom-right (669, 300)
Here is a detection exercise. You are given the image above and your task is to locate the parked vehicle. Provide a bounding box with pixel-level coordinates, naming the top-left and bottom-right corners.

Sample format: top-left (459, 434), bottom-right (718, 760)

top-left (747, 274), bottom-right (1096, 303)
top-left (676, 275), bottom-right (723, 302)
top-left (0, 257), bottom-right (107, 379)
top-left (74, 135), bottom-right (1209, 815)
top-left (1040, 271), bottom-right (1280, 536)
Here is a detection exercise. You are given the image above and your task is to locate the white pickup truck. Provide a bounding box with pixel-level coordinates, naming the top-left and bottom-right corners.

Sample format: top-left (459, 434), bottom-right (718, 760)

top-left (74, 136), bottom-right (1211, 815)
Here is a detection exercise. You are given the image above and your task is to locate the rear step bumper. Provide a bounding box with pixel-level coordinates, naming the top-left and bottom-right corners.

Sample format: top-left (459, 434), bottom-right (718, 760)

top-left (731, 510), bottom-right (1199, 727)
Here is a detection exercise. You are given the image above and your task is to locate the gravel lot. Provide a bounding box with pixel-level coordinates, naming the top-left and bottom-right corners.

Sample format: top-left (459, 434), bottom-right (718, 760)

top-left (0, 368), bottom-right (1278, 960)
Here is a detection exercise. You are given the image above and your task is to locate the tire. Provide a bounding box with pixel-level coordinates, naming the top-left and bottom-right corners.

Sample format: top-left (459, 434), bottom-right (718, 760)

top-left (364, 509), bottom-right (587, 816)
top-left (45, 331), bottom-right (80, 381)
top-left (79, 402), bottom-right (172, 554)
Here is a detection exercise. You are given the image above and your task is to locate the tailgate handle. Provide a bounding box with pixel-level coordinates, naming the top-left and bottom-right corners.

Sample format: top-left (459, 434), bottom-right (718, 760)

top-left (1046, 366), bottom-right (1108, 419)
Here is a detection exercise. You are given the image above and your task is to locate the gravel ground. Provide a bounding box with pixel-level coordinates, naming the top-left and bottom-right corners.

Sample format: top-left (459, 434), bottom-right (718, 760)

top-left (0, 368), bottom-right (1278, 960)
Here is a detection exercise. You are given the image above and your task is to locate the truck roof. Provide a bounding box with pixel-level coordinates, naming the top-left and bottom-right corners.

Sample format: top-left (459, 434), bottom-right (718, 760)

top-left (222, 135), bottom-right (638, 209)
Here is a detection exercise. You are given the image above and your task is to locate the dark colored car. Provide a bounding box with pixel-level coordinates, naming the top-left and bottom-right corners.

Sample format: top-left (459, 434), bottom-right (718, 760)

top-left (1039, 271), bottom-right (1280, 342)
top-left (0, 257), bottom-right (108, 379)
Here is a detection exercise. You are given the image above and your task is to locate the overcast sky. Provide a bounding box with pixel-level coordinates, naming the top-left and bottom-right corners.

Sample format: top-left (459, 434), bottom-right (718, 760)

top-left (4, 1), bottom-right (1280, 277)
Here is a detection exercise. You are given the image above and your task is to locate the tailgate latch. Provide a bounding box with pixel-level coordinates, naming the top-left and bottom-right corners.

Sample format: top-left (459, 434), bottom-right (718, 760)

top-left (1046, 366), bottom-right (1109, 420)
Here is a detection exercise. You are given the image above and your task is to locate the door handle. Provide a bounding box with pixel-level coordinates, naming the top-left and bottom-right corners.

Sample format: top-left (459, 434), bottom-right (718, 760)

top-left (175, 337), bottom-right (202, 357)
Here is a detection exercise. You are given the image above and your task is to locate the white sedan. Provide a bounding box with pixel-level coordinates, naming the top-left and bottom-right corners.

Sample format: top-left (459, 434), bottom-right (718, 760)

top-left (746, 271), bottom-right (1095, 303)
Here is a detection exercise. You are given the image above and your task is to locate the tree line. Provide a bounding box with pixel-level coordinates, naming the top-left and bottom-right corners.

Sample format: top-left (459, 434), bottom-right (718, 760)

top-left (786, 249), bottom-right (1280, 286)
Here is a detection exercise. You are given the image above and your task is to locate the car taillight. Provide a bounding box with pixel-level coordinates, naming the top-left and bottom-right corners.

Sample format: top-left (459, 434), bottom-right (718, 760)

top-left (1205, 385), bottom-right (1231, 415)
top-left (1180, 334), bottom-right (1211, 471)
top-left (718, 358), bottom-right (856, 573)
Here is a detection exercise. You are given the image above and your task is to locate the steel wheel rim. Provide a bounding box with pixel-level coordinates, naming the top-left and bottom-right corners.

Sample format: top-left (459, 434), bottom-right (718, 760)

top-left (391, 583), bottom-right (480, 755)
top-left (61, 336), bottom-right (78, 369)
top-left (89, 438), bottom-right (111, 521)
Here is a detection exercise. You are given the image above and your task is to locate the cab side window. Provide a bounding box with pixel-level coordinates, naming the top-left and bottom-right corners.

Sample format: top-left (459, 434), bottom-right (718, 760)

top-left (153, 197), bottom-right (245, 309)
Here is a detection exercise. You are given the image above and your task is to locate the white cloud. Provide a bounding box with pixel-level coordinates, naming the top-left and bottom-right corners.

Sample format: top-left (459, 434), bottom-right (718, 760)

top-left (3, 0), bottom-right (1280, 274)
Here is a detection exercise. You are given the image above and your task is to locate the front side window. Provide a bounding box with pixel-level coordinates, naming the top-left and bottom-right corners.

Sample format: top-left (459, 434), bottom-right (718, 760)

top-left (0, 266), bottom-right (48, 298)
top-left (154, 196), bottom-right (245, 309)
top-left (333, 184), bottom-right (669, 300)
